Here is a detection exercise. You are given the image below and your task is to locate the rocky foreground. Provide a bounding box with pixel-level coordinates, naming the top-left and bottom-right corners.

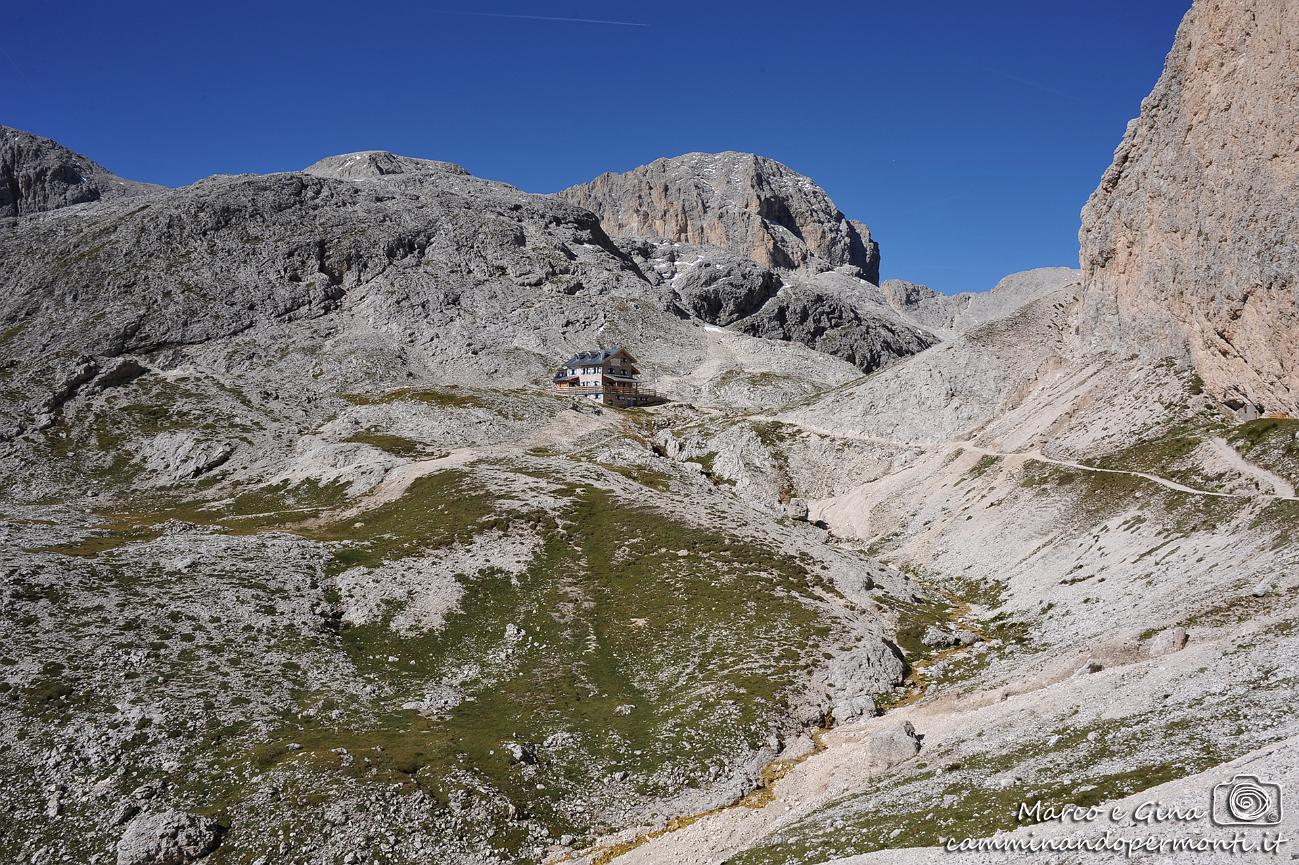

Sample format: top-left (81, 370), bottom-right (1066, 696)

top-left (1, 1), bottom-right (1297, 863)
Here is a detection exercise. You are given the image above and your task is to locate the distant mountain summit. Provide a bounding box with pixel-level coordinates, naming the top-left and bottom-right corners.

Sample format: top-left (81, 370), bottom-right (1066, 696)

top-left (557, 151), bottom-right (881, 283)
top-left (303, 150), bottom-right (470, 180)
top-left (882, 267), bottom-right (1079, 340)
top-left (0, 125), bottom-right (162, 217)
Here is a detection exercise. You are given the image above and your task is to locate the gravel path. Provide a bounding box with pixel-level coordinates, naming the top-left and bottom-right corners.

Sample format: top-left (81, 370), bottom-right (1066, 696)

top-left (758, 417), bottom-right (1299, 503)
top-left (1208, 436), bottom-right (1297, 498)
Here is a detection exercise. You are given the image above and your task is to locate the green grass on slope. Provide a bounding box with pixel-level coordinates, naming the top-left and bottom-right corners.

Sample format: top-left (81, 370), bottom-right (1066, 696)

top-left (174, 469), bottom-right (838, 862)
top-left (303, 470), bottom-right (508, 571)
top-left (30, 479), bottom-right (352, 556)
top-left (341, 384), bottom-right (493, 410)
top-left (339, 385), bottom-right (538, 420)
top-left (344, 430), bottom-right (446, 460)
top-left (1228, 417), bottom-right (1299, 487)
top-left (1079, 414), bottom-right (1299, 496)
top-left (1016, 457), bottom-right (1248, 535)
top-left (1087, 421), bottom-right (1228, 491)
top-left (592, 461), bottom-right (673, 491)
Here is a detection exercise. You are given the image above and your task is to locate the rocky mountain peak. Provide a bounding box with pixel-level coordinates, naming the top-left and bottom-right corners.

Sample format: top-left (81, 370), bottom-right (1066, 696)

top-left (0, 125), bottom-right (162, 217)
top-left (557, 150), bottom-right (881, 282)
top-left (880, 278), bottom-right (940, 308)
top-left (302, 150), bottom-right (470, 180)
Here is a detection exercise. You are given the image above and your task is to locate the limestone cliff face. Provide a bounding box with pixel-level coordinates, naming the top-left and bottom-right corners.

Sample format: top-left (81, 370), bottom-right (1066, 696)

top-left (1078, 0), bottom-right (1299, 414)
top-left (0, 126), bottom-right (162, 217)
top-left (557, 152), bottom-right (881, 282)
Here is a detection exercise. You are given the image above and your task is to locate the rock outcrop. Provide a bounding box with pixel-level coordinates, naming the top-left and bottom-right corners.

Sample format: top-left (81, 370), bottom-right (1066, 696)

top-left (1, 126), bottom-right (161, 217)
top-left (116, 810), bottom-right (222, 865)
top-left (733, 269), bottom-right (939, 373)
top-left (669, 251), bottom-right (782, 326)
top-left (864, 720), bottom-right (921, 767)
top-left (882, 267), bottom-right (1079, 339)
top-left (613, 240), bottom-right (936, 374)
top-left (558, 152), bottom-right (881, 282)
top-left (1078, 0), bottom-right (1299, 414)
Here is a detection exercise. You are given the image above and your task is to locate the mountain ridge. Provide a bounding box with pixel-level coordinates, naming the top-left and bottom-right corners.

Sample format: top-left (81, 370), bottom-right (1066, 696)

top-left (0, 135), bottom-right (1012, 388)
top-left (0, 125), bottom-right (163, 217)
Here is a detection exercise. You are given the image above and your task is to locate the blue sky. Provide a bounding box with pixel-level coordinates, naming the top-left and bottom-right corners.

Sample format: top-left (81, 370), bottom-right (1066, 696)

top-left (3, 1), bottom-right (1189, 292)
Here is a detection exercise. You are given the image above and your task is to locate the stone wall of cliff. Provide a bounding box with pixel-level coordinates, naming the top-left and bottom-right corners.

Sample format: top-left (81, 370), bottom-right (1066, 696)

top-left (1078, 0), bottom-right (1299, 415)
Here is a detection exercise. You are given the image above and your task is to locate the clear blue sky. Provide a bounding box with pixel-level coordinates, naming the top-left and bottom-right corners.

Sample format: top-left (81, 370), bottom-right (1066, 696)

top-left (2, 1), bottom-right (1189, 292)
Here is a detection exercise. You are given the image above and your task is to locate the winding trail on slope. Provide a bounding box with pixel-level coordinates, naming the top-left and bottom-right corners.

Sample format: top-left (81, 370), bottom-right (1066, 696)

top-left (758, 417), bottom-right (1299, 503)
top-left (1208, 436), bottom-right (1297, 497)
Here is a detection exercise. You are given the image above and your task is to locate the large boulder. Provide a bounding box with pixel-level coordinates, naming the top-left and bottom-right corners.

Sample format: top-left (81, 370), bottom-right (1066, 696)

top-left (141, 432), bottom-right (236, 482)
top-left (116, 810), bottom-right (222, 865)
top-left (921, 625), bottom-right (956, 648)
top-left (865, 720), bottom-right (922, 768)
top-left (831, 694), bottom-right (876, 726)
top-left (1147, 626), bottom-right (1189, 657)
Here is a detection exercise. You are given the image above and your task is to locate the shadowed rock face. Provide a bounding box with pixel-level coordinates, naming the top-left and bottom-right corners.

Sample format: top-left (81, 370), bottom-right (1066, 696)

top-left (615, 238), bottom-right (937, 374)
top-left (0, 126), bottom-right (162, 217)
top-left (1078, 0), bottom-right (1299, 415)
top-left (732, 269), bottom-right (940, 373)
top-left (557, 151), bottom-right (881, 282)
top-left (670, 251), bottom-right (783, 326)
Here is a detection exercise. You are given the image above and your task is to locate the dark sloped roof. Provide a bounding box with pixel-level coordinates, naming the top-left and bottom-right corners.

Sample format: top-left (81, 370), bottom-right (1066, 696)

top-left (558, 347), bottom-right (633, 369)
